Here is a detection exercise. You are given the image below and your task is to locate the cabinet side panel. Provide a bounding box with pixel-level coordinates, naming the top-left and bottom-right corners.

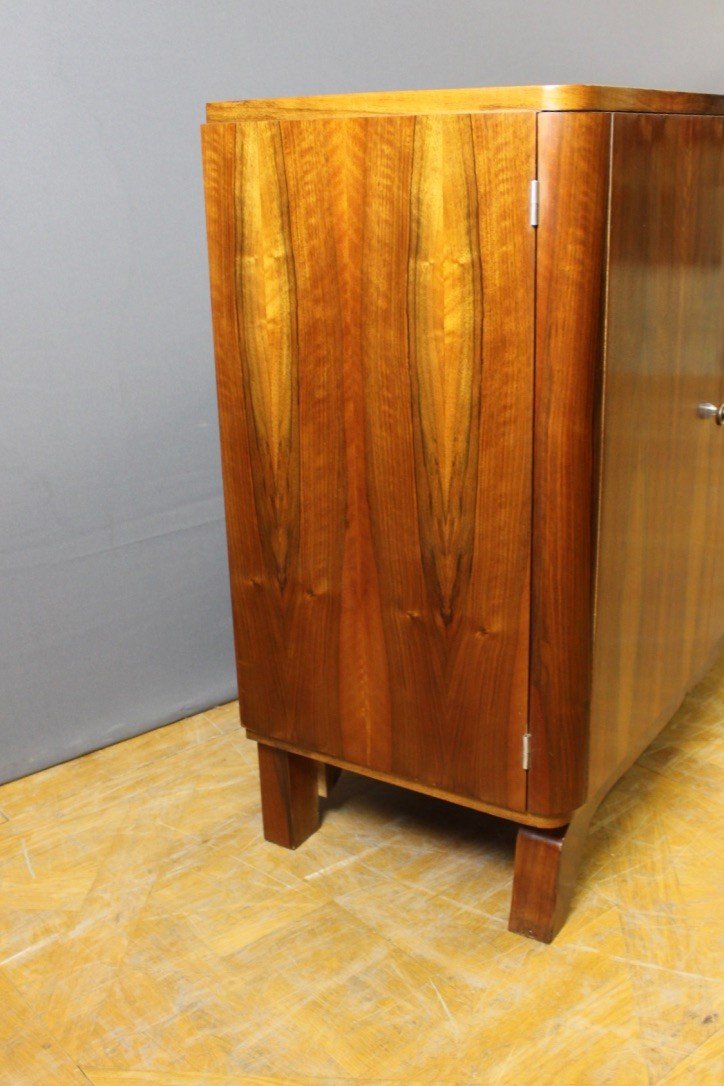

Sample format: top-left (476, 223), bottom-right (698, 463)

top-left (201, 124), bottom-right (287, 734)
top-left (528, 112), bottom-right (611, 817)
top-left (589, 114), bottom-right (724, 798)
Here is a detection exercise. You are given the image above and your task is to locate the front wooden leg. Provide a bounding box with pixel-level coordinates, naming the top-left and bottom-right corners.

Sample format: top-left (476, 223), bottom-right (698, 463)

top-left (257, 743), bottom-right (319, 849)
top-left (508, 805), bottom-right (594, 943)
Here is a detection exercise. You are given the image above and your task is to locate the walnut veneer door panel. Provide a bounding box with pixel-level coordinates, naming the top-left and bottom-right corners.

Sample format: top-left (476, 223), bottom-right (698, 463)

top-left (589, 113), bottom-right (724, 797)
top-left (202, 112), bottom-right (535, 811)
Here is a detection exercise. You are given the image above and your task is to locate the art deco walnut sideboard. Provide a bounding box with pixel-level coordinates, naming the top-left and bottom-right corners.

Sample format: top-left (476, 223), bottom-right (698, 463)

top-left (201, 85), bottom-right (724, 942)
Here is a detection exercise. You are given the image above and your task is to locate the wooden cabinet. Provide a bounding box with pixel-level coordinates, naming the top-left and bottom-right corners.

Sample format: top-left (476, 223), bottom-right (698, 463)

top-left (201, 85), bottom-right (724, 942)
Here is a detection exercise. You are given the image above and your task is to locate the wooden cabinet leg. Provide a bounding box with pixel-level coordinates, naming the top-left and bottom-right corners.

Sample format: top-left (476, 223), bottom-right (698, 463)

top-left (257, 743), bottom-right (319, 849)
top-left (508, 804), bottom-right (594, 943)
top-left (319, 763), bottom-right (342, 798)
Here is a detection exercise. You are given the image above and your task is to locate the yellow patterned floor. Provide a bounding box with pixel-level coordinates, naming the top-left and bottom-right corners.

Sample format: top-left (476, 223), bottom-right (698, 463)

top-left (0, 656), bottom-right (722, 1085)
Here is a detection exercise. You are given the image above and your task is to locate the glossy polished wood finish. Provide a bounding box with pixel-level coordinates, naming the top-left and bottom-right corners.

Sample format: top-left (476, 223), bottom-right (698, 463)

top-left (203, 88), bottom-right (724, 943)
top-left (508, 803), bottom-right (595, 943)
top-left (257, 743), bottom-right (319, 849)
top-left (528, 113), bottom-right (612, 818)
top-left (207, 84), bottom-right (724, 122)
top-left (202, 112), bottom-right (535, 814)
top-left (588, 112), bottom-right (724, 798)
top-left (245, 729), bottom-right (569, 830)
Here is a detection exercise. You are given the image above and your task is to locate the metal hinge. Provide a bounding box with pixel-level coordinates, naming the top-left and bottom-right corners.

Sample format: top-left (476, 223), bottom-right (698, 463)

top-left (522, 732), bottom-right (532, 770)
top-left (529, 180), bottom-right (539, 227)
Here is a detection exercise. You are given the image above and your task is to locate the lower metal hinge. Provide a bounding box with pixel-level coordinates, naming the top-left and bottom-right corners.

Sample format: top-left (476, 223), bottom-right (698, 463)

top-left (522, 732), bottom-right (532, 770)
top-left (529, 180), bottom-right (539, 227)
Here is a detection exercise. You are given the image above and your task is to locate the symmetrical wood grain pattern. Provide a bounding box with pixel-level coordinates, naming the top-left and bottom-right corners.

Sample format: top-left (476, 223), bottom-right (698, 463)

top-left (207, 84), bottom-right (724, 122)
top-left (203, 119), bottom-right (347, 766)
top-left (588, 113), bottom-right (724, 798)
top-left (407, 115), bottom-right (484, 628)
top-left (203, 92), bottom-right (723, 944)
top-left (257, 743), bottom-right (319, 848)
top-left (202, 112), bottom-right (535, 813)
top-left (527, 113), bottom-right (612, 818)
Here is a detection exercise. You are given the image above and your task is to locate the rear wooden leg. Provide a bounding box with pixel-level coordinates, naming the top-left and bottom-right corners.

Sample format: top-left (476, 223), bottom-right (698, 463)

top-left (257, 743), bottom-right (319, 849)
top-left (319, 763), bottom-right (342, 799)
top-left (508, 804), bottom-right (594, 943)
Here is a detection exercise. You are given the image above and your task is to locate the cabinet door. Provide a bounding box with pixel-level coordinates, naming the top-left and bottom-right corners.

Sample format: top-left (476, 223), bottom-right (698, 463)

top-left (589, 113), bottom-right (724, 797)
top-left (202, 112), bottom-right (535, 811)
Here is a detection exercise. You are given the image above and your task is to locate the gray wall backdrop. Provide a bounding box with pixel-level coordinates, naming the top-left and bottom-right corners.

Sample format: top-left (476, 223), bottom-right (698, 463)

top-left (1, 1), bottom-right (722, 784)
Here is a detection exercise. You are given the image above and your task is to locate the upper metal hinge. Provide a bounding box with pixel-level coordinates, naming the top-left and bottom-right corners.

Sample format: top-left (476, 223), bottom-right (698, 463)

top-left (529, 180), bottom-right (539, 227)
top-left (522, 732), bottom-right (532, 771)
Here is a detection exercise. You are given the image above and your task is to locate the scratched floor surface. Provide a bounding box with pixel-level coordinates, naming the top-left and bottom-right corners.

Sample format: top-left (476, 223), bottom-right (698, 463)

top-left (0, 654), bottom-right (722, 1085)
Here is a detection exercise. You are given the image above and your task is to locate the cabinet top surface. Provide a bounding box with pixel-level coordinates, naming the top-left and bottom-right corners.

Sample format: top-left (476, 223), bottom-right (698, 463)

top-left (206, 84), bottom-right (724, 121)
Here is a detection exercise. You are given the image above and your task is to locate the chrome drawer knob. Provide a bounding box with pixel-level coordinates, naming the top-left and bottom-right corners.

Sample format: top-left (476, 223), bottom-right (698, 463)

top-left (697, 402), bottom-right (724, 425)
